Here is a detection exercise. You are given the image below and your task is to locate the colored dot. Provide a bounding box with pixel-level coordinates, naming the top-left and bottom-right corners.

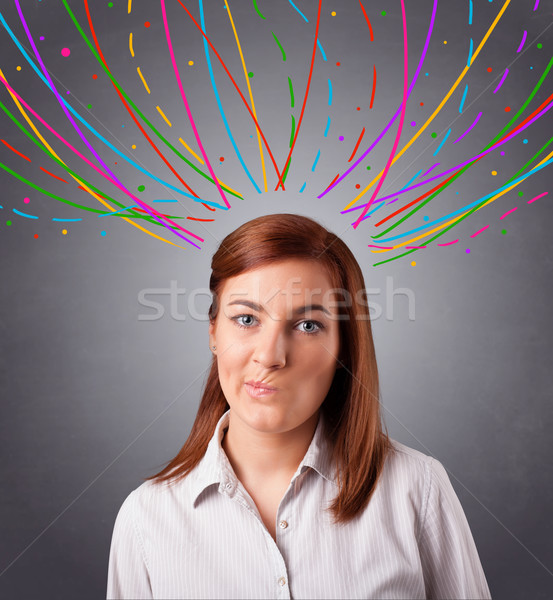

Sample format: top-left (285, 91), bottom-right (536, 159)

top-left (6, 220), bottom-right (12, 226)
top-left (491, 170), bottom-right (497, 176)
top-left (411, 261), bottom-right (416, 266)
top-left (87, 103), bottom-right (92, 109)
top-left (66, 90), bottom-right (71, 95)
top-left (40, 36), bottom-right (45, 41)
top-left (500, 151), bottom-right (505, 156)
top-left (431, 132), bottom-right (437, 138)
top-left (132, 144), bottom-right (136, 149)
top-left (410, 121), bottom-right (416, 127)
top-left (108, 1), bottom-right (113, 6)
top-left (530, 66), bottom-right (533, 70)
top-left (188, 60), bottom-right (194, 66)
top-left (366, 166), bottom-right (371, 170)
top-left (339, 135), bottom-right (344, 141)
top-left (61, 48), bottom-right (70, 57)
top-left (336, 62), bottom-right (341, 66)
top-left (443, 40), bottom-right (447, 45)
top-left (423, 215), bottom-right (429, 221)
top-left (487, 67), bottom-right (492, 72)
top-left (381, 10), bottom-right (386, 16)
top-left (466, 248), bottom-right (471, 254)
top-left (34, 234), bottom-right (39, 239)
top-left (219, 156), bottom-right (225, 162)
top-left (138, 185), bottom-right (145, 192)
top-left (92, 74), bottom-right (98, 79)
top-left (501, 229), bottom-right (507, 235)
top-left (101, 231), bottom-right (107, 237)
top-left (331, 11), bottom-right (336, 16)
top-left (23, 197), bottom-right (30, 203)
top-left (425, 72), bottom-right (429, 76)
top-left (248, 71), bottom-right (254, 77)
top-left (355, 184), bottom-right (360, 189)
top-left (523, 139), bottom-right (528, 144)
top-left (144, 21), bottom-right (151, 28)
top-left (518, 191), bottom-right (524, 197)
top-left (16, 66), bottom-right (22, 71)
top-left (356, 107), bottom-right (361, 111)
top-left (537, 43), bottom-right (543, 49)
top-left (505, 106), bottom-right (511, 112)
top-left (420, 102), bottom-right (424, 106)
top-left (62, 229), bottom-right (68, 235)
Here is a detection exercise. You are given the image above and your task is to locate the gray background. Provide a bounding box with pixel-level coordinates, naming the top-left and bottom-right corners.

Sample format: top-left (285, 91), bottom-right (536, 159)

top-left (1, 1), bottom-right (552, 598)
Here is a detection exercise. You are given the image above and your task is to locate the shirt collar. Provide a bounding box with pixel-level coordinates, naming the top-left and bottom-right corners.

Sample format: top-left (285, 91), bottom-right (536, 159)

top-left (191, 409), bottom-right (337, 507)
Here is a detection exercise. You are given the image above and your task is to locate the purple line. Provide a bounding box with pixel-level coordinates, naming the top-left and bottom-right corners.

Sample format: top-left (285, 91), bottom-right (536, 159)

top-left (453, 111), bottom-right (482, 143)
top-left (533, 0), bottom-right (540, 11)
top-left (422, 163), bottom-right (440, 177)
top-left (516, 30), bottom-right (527, 53)
top-left (340, 98), bottom-right (553, 213)
top-left (493, 68), bottom-right (509, 94)
top-left (317, 0), bottom-right (438, 199)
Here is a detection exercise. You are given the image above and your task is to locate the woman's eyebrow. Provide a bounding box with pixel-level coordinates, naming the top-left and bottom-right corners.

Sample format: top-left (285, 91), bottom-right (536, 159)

top-left (226, 299), bottom-right (331, 316)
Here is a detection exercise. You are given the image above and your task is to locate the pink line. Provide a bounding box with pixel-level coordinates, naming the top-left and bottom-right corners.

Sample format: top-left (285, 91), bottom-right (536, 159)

top-left (516, 30), bottom-right (527, 53)
top-left (437, 239), bottom-right (459, 246)
top-left (493, 68), bottom-right (509, 94)
top-left (527, 191), bottom-right (548, 204)
top-left (368, 245), bottom-right (393, 249)
top-left (470, 224), bottom-right (490, 238)
top-left (352, 0), bottom-right (408, 229)
top-left (453, 112), bottom-right (482, 143)
top-left (0, 73), bottom-right (203, 246)
top-left (406, 246), bottom-right (427, 249)
top-left (500, 206), bottom-right (518, 219)
top-left (160, 0), bottom-right (229, 208)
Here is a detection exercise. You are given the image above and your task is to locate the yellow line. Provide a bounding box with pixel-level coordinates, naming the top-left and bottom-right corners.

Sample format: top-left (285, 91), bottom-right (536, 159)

top-left (0, 68), bottom-right (190, 250)
top-left (178, 137), bottom-right (204, 164)
top-left (129, 32), bottom-right (134, 57)
top-left (225, 0), bottom-right (268, 191)
top-left (128, 0), bottom-right (132, 14)
top-left (137, 66), bottom-right (150, 94)
top-left (344, 0), bottom-right (511, 212)
top-left (156, 105), bottom-right (173, 127)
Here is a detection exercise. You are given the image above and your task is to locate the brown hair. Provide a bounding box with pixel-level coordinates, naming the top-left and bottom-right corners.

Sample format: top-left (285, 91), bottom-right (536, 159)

top-left (145, 213), bottom-right (393, 525)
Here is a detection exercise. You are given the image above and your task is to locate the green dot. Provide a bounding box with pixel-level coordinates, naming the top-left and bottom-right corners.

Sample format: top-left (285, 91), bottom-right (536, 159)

top-left (381, 10), bottom-right (386, 16)
top-left (431, 132), bottom-right (437, 138)
top-left (537, 43), bottom-right (543, 49)
top-left (366, 166), bottom-right (371, 170)
top-left (248, 71), bottom-right (254, 78)
top-left (87, 103), bottom-right (92, 109)
top-left (501, 229), bottom-right (507, 235)
top-left (518, 191), bottom-right (524, 197)
top-left (137, 185), bottom-right (145, 192)
top-left (108, 1), bottom-right (113, 6)
top-left (6, 220), bottom-right (12, 226)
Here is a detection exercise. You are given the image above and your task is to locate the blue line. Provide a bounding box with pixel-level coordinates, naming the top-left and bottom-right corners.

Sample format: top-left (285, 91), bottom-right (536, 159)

top-left (327, 79), bottom-right (333, 106)
top-left (375, 156), bottom-right (553, 243)
top-left (368, 202), bottom-right (385, 216)
top-left (52, 217), bottom-right (82, 222)
top-left (459, 84), bottom-right (469, 113)
top-left (399, 169), bottom-right (422, 191)
top-left (433, 128), bottom-right (451, 157)
top-left (317, 40), bottom-right (327, 61)
top-left (311, 149), bottom-right (321, 172)
top-left (467, 38), bottom-right (473, 67)
top-left (98, 204), bottom-right (137, 217)
top-left (469, 0), bottom-right (473, 25)
top-left (299, 182), bottom-right (307, 193)
top-left (198, 1), bottom-right (261, 193)
top-left (287, 0), bottom-right (308, 22)
top-left (13, 208), bottom-right (38, 219)
top-left (153, 199), bottom-right (178, 202)
top-left (0, 11), bottom-right (220, 206)
top-left (324, 116), bottom-right (331, 137)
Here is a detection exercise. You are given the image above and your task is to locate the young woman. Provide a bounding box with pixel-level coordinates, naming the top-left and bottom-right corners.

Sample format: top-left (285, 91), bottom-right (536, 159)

top-left (107, 213), bottom-right (491, 599)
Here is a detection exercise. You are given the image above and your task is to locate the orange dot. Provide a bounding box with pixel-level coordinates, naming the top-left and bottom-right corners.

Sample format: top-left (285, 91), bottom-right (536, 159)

top-left (505, 106), bottom-right (511, 112)
top-left (144, 21), bottom-right (151, 28)
top-left (411, 261), bottom-right (416, 267)
top-left (34, 234), bottom-right (39, 239)
top-left (92, 74), bottom-right (98, 79)
top-left (487, 67), bottom-right (492, 72)
top-left (336, 62), bottom-right (341, 66)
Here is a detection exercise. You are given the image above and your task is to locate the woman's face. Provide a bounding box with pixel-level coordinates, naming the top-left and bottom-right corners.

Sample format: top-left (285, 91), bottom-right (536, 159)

top-left (209, 258), bottom-right (342, 435)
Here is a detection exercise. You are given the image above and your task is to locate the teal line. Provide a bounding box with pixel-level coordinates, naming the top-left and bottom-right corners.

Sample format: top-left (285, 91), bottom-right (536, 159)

top-left (13, 208), bottom-right (38, 219)
top-left (324, 116), bottom-right (331, 137)
top-left (311, 149), bottom-right (321, 171)
top-left (433, 129), bottom-right (451, 157)
top-left (459, 84), bottom-right (469, 113)
top-left (328, 79), bottom-right (333, 106)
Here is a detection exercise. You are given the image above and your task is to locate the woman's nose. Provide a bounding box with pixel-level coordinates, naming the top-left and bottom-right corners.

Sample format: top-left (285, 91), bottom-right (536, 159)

top-left (252, 324), bottom-right (287, 369)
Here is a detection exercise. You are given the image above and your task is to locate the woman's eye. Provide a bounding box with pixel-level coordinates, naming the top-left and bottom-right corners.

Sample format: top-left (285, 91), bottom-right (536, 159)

top-left (232, 315), bottom-right (323, 335)
top-left (233, 315), bottom-right (257, 328)
top-left (298, 320), bottom-right (323, 334)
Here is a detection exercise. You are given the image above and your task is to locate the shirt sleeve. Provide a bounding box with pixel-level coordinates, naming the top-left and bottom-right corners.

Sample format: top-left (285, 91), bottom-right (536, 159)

top-left (418, 457), bottom-right (492, 600)
top-left (106, 490), bottom-right (153, 600)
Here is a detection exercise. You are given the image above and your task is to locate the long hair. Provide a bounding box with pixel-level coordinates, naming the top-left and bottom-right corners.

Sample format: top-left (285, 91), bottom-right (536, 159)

top-left (145, 213), bottom-right (393, 525)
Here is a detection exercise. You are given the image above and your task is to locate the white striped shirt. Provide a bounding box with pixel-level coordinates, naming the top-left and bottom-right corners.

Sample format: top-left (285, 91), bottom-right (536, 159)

top-left (107, 409), bottom-right (491, 599)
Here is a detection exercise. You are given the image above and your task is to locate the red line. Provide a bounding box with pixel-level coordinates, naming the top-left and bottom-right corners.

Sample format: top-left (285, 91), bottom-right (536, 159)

top-left (358, 1), bottom-right (374, 41)
top-left (1, 139), bottom-right (31, 162)
top-left (348, 127), bottom-right (365, 162)
top-left (186, 217), bottom-right (215, 222)
top-left (369, 65), bottom-right (376, 109)
top-left (325, 173), bottom-right (340, 190)
top-left (83, 1), bottom-right (202, 202)
top-left (39, 166), bottom-right (68, 183)
top-left (274, 0), bottom-right (322, 191)
top-left (175, 0), bottom-right (283, 188)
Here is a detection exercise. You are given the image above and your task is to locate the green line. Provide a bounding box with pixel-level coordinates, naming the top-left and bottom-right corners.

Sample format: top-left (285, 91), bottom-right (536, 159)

top-left (281, 154), bottom-right (292, 187)
top-left (288, 76), bottom-right (294, 108)
top-left (289, 114), bottom-right (295, 148)
top-left (373, 56), bottom-right (553, 240)
top-left (0, 99), bottom-right (184, 225)
top-left (272, 31), bottom-right (286, 61)
top-left (252, 0), bottom-right (266, 19)
top-left (505, 135), bottom-right (553, 185)
top-left (60, 0), bottom-right (242, 200)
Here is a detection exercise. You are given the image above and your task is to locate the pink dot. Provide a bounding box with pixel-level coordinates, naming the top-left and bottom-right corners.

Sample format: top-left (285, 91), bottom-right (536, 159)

top-left (61, 48), bottom-right (71, 57)
top-left (23, 197), bottom-right (30, 203)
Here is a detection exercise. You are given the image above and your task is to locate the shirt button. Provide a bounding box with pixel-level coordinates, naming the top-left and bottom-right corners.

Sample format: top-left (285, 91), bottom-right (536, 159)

top-left (278, 520), bottom-right (288, 529)
top-left (225, 482), bottom-right (233, 490)
top-left (278, 577), bottom-right (286, 587)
